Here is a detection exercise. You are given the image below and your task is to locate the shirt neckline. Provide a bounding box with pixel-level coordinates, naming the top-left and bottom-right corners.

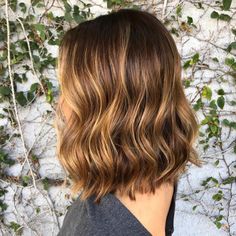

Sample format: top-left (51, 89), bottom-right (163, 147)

top-left (104, 183), bottom-right (177, 236)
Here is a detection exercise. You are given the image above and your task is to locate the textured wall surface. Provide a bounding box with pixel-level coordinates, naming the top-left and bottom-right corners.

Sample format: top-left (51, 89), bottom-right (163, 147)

top-left (0, 0), bottom-right (236, 235)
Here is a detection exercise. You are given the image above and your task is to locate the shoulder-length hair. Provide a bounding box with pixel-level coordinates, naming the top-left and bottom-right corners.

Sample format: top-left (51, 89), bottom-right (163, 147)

top-left (55, 8), bottom-right (203, 203)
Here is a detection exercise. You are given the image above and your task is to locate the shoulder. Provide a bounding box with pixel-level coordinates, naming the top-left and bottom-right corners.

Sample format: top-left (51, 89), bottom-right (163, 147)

top-left (57, 194), bottom-right (88, 235)
top-left (57, 193), bottom-right (114, 236)
top-left (57, 192), bottom-right (151, 236)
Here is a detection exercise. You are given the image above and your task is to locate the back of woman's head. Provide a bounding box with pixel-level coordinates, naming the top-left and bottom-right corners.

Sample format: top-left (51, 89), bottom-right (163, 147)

top-left (55, 8), bottom-right (203, 203)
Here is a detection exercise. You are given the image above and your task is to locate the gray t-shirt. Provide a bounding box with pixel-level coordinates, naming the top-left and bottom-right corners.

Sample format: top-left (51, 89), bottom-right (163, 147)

top-left (57, 183), bottom-right (178, 236)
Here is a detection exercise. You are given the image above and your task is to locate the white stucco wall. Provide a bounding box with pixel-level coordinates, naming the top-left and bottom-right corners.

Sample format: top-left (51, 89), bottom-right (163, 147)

top-left (0, 0), bottom-right (235, 235)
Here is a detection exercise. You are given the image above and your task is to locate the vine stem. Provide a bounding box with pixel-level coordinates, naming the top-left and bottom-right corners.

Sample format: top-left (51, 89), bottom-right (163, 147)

top-left (162, 0), bottom-right (168, 20)
top-left (5, 0), bottom-right (37, 189)
top-left (14, 12), bottom-right (47, 96)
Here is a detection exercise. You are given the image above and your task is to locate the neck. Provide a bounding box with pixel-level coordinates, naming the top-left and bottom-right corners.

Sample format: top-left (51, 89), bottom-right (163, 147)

top-left (113, 181), bottom-right (175, 236)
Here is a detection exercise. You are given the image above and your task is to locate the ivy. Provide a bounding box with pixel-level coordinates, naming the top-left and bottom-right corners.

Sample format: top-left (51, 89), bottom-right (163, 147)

top-left (42, 177), bottom-right (49, 190)
top-left (222, 119), bottom-right (236, 129)
top-left (217, 89), bottom-right (224, 95)
top-left (0, 1), bottom-right (235, 235)
top-left (176, 4), bottom-right (182, 17)
top-left (212, 190), bottom-right (223, 201)
top-left (0, 149), bottom-right (15, 166)
top-left (0, 200), bottom-right (8, 212)
top-left (225, 57), bottom-right (236, 70)
top-left (15, 91), bottom-right (28, 106)
top-left (0, 86), bottom-right (11, 96)
top-left (9, 221), bottom-right (22, 233)
top-left (222, 176), bottom-right (236, 185)
top-left (226, 42), bottom-right (236, 52)
top-left (210, 11), bottom-right (231, 22)
top-left (19, 2), bottom-right (27, 13)
top-left (214, 215), bottom-right (223, 229)
top-left (183, 53), bottom-right (200, 69)
top-left (202, 86), bottom-right (212, 100)
top-left (193, 98), bottom-right (203, 111)
top-left (22, 175), bottom-right (31, 187)
top-left (201, 176), bottom-right (219, 187)
top-left (222, 0), bottom-right (232, 10)
top-left (217, 96), bottom-right (225, 109)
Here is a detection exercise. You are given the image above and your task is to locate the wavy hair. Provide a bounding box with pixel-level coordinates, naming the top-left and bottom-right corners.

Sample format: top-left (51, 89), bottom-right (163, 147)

top-left (55, 8), bottom-right (203, 203)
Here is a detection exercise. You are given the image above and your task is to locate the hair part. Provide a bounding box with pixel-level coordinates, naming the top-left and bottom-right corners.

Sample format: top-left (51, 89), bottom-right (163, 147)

top-left (55, 8), bottom-right (203, 204)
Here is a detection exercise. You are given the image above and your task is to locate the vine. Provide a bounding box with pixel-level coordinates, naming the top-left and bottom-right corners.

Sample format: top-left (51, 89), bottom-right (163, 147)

top-left (0, 0), bottom-right (235, 235)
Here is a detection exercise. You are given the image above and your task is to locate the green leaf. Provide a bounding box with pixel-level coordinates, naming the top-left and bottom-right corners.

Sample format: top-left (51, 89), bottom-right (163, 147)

top-left (214, 221), bottom-right (222, 229)
top-left (0, 152), bottom-right (15, 165)
top-left (217, 96), bottom-right (225, 109)
top-left (219, 14), bottom-right (231, 22)
top-left (187, 16), bottom-right (193, 25)
top-left (211, 11), bottom-right (219, 19)
top-left (64, 12), bottom-right (73, 22)
top-left (227, 42), bottom-right (236, 52)
top-left (211, 177), bottom-right (219, 184)
top-left (36, 207), bottom-right (40, 214)
top-left (202, 86), bottom-right (212, 100)
top-left (30, 83), bottom-right (39, 92)
top-left (209, 100), bottom-right (217, 109)
top-left (201, 116), bottom-right (210, 125)
top-left (0, 189), bottom-right (8, 197)
top-left (73, 5), bottom-right (84, 23)
top-left (0, 200), bottom-right (8, 212)
top-left (9, 0), bottom-right (17, 12)
top-left (229, 122), bottom-right (236, 129)
top-left (212, 193), bottom-right (222, 201)
top-left (232, 28), bottom-right (236, 36)
top-left (212, 57), bottom-right (219, 62)
top-left (64, 1), bottom-right (72, 12)
top-left (27, 91), bottom-right (35, 102)
top-left (42, 177), bottom-right (49, 190)
top-left (217, 89), bottom-right (225, 95)
top-left (19, 2), bottom-right (27, 13)
top-left (10, 221), bottom-right (21, 232)
top-left (210, 125), bottom-right (218, 134)
top-left (0, 86), bottom-right (11, 96)
top-left (214, 159), bottom-right (220, 166)
top-left (222, 176), bottom-right (235, 185)
top-left (32, 0), bottom-right (43, 7)
top-left (183, 60), bottom-right (191, 70)
top-left (176, 4), bottom-right (182, 17)
top-left (201, 177), bottom-right (211, 186)
top-left (16, 91), bottom-right (27, 106)
top-left (229, 42), bottom-right (236, 49)
top-left (184, 79), bottom-right (191, 88)
top-left (22, 176), bottom-right (30, 186)
top-left (33, 23), bottom-right (46, 41)
top-left (203, 144), bottom-right (209, 151)
top-left (192, 205), bottom-right (198, 211)
top-left (191, 53), bottom-right (199, 64)
top-left (216, 215), bottom-right (223, 221)
top-left (222, 0), bottom-right (232, 10)
top-left (225, 57), bottom-right (234, 66)
top-left (193, 98), bottom-right (203, 111)
top-left (222, 119), bottom-right (230, 126)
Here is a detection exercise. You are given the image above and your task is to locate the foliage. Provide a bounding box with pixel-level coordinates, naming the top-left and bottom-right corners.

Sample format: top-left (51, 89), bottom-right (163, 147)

top-left (0, 0), bottom-right (235, 235)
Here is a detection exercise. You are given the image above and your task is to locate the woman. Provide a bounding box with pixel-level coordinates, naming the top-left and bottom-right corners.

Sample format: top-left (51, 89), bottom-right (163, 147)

top-left (55, 8), bottom-right (203, 236)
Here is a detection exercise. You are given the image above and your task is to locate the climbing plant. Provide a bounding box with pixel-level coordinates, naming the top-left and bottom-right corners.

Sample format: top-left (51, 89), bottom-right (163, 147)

top-left (0, 0), bottom-right (235, 235)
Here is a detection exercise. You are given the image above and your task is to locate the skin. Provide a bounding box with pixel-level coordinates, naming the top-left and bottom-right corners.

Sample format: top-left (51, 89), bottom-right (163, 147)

top-left (114, 182), bottom-right (174, 236)
top-left (58, 95), bottom-right (175, 236)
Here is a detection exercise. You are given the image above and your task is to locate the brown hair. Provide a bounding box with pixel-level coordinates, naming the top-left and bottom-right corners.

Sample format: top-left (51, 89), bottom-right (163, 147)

top-left (55, 8), bottom-right (203, 203)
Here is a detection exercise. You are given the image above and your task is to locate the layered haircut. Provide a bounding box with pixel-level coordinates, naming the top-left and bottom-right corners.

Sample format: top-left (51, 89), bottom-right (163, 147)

top-left (55, 8), bottom-right (203, 203)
